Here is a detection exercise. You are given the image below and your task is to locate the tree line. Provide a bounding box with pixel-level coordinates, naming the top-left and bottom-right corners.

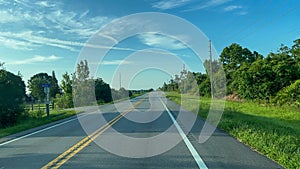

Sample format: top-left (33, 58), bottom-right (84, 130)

top-left (161, 39), bottom-right (300, 107)
top-left (0, 60), bottom-right (135, 127)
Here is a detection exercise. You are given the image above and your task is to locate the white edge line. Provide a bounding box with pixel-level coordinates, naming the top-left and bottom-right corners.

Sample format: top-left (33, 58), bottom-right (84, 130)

top-left (160, 98), bottom-right (208, 169)
top-left (0, 113), bottom-right (89, 146)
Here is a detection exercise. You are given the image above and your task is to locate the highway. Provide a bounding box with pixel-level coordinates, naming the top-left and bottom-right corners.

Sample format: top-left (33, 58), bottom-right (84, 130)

top-left (0, 92), bottom-right (283, 169)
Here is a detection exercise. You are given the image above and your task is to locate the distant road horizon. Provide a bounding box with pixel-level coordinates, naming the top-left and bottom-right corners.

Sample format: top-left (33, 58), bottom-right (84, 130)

top-left (0, 92), bottom-right (283, 169)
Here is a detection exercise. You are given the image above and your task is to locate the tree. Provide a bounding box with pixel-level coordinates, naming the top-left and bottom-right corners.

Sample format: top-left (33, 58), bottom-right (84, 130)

top-left (61, 72), bottom-right (72, 94)
top-left (220, 43), bottom-right (261, 94)
top-left (50, 71), bottom-right (60, 98)
top-left (54, 72), bottom-right (73, 108)
top-left (0, 69), bottom-right (26, 127)
top-left (28, 73), bottom-right (51, 101)
top-left (95, 78), bottom-right (112, 103)
top-left (28, 72), bottom-right (59, 101)
top-left (73, 60), bottom-right (90, 83)
top-left (291, 39), bottom-right (300, 78)
top-left (72, 60), bottom-right (94, 106)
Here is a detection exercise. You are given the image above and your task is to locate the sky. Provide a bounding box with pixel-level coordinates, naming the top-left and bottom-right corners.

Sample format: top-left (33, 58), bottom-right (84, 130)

top-left (0, 0), bottom-right (299, 90)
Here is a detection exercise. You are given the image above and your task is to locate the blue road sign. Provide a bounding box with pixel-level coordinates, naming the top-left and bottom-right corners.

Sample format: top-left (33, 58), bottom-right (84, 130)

top-left (41, 84), bottom-right (51, 88)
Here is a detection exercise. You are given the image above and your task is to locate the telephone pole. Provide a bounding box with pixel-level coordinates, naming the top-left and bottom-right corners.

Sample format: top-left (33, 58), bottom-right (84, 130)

top-left (209, 40), bottom-right (214, 99)
top-left (119, 72), bottom-right (122, 89)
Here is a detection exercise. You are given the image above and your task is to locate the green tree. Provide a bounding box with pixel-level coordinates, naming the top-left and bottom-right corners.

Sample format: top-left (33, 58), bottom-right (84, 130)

top-left (72, 60), bottom-right (94, 106)
top-left (61, 72), bottom-right (72, 94)
top-left (50, 71), bottom-right (60, 98)
top-left (54, 72), bottom-right (73, 108)
top-left (220, 43), bottom-right (261, 94)
top-left (28, 72), bottom-right (60, 101)
top-left (95, 78), bottom-right (112, 103)
top-left (0, 69), bottom-right (26, 127)
top-left (28, 73), bottom-right (51, 101)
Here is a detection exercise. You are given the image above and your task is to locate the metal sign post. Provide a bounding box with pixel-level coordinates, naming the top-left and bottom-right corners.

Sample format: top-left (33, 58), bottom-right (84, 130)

top-left (42, 84), bottom-right (51, 117)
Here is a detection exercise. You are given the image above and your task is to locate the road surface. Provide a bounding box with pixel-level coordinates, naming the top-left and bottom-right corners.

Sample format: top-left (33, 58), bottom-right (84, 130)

top-left (0, 92), bottom-right (283, 169)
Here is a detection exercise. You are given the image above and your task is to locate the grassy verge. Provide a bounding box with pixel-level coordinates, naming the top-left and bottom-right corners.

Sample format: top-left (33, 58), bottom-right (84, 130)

top-left (0, 109), bottom-right (76, 138)
top-left (1, 93), bottom-right (148, 139)
top-left (166, 92), bottom-right (300, 169)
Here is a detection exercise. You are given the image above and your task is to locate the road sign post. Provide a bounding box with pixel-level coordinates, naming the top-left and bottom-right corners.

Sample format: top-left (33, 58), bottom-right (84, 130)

top-left (42, 84), bottom-right (51, 117)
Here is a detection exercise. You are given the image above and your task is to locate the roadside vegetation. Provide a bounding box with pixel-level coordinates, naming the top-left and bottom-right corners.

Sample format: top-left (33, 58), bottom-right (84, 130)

top-left (161, 39), bottom-right (300, 169)
top-left (166, 92), bottom-right (299, 169)
top-left (0, 109), bottom-right (76, 138)
top-left (0, 60), bottom-right (150, 137)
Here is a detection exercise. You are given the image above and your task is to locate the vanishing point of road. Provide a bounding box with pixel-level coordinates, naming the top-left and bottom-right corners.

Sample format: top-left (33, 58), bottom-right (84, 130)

top-left (0, 92), bottom-right (283, 169)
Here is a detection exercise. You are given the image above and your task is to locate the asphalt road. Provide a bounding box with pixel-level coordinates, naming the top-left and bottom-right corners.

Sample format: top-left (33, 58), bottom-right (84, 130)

top-left (0, 92), bottom-right (283, 169)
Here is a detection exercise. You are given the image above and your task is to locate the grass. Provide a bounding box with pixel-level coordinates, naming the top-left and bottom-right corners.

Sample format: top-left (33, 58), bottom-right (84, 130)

top-left (1, 93), bottom-right (148, 139)
top-left (166, 92), bottom-right (300, 169)
top-left (0, 109), bottom-right (76, 138)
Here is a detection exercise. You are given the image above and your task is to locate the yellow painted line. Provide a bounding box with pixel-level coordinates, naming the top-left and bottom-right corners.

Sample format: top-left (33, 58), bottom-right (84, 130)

top-left (41, 99), bottom-right (144, 169)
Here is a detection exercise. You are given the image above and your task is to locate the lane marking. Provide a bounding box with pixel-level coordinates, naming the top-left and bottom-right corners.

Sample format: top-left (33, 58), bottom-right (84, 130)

top-left (41, 99), bottom-right (145, 169)
top-left (0, 113), bottom-right (88, 146)
top-left (160, 98), bottom-right (208, 169)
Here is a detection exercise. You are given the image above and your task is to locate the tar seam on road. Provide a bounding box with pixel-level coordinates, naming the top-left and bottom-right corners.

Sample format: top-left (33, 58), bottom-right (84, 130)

top-left (0, 113), bottom-right (89, 147)
top-left (159, 98), bottom-right (208, 169)
top-left (41, 99), bottom-right (145, 169)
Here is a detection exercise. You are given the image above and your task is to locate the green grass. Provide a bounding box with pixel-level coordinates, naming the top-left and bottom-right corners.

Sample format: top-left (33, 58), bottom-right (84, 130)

top-left (0, 109), bottom-right (76, 138)
top-left (1, 93), bottom-right (147, 139)
top-left (166, 92), bottom-right (300, 169)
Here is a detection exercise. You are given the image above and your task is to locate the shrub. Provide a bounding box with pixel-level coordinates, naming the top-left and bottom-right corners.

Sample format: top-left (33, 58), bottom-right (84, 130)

top-left (273, 79), bottom-right (300, 107)
top-left (0, 70), bottom-right (26, 127)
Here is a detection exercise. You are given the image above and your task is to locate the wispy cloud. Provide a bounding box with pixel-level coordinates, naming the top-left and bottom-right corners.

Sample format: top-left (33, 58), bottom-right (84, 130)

top-left (0, 1), bottom-right (110, 39)
top-left (101, 60), bottom-right (131, 66)
top-left (0, 36), bottom-right (38, 51)
top-left (0, 10), bottom-right (23, 23)
top-left (152, 0), bottom-right (192, 10)
top-left (224, 5), bottom-right (242, 12)
top-left (8, 55), bottom-right (62, 65)
top-left (0, 31), bottom-right (78, 51)
top-left (139, 33), bottom-right (187, 50)
top-left (0, 31), bottom-right (140, 52)
top-left (35, 1), bottom-right (55, 8)
top-left (183, 0), bottom-right (232, 12)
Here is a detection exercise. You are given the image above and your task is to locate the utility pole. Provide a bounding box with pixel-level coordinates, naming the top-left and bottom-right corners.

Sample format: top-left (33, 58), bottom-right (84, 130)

top-left (209, 40), bottom-right (214, 99)
top-left (119, 72), bottom-right (122, 89)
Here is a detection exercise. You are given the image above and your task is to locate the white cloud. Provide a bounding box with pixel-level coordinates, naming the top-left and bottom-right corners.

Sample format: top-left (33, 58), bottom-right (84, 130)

top-left (224, 5), bottom-right (242, 12)
top-left (8, 55), bottom-right (62, 65)
top-left (0, 1), bottom-right (110, 39)
top-left (0, 31), bottom-right (140, 52)
top-left (0, 31), bottom-right (78, 51)
top-left (152, 0), bottom-right (191, 10)
top-left (101, 60), bottom-right (131, 66)
top-left (139, 33), bottom-right (187, 50)
top-left (35, 1), bottom-right (55, 8)
top-left (43, 10), bottom-right (109, 39)
top-left (183, 0), bottom-right (232, 12)
top-left (0, 10), bottom-right (22, 23)
top-left (79, 10), bottom-right (89, 20)
top-left (0, 36), bottom-right (38, 50)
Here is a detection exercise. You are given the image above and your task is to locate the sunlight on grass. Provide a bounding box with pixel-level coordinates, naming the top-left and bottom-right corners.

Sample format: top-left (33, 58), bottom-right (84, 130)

top-left (0, 109), bottom-right (76, 138)
top-left (166, 92), bottom-right (300, 169)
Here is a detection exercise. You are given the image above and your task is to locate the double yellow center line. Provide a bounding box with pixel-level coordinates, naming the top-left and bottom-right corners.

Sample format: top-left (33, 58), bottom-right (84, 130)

top-left (41, 99), bottom-right (144, 169)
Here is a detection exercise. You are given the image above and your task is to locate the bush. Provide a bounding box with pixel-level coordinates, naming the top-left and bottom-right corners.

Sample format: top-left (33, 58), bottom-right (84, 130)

top-left (273, 79), bottom-right (300, 107)
top-left (54, 93), bottom-right (74, 109)
top-left (0, 70), bottom-right (26, 127)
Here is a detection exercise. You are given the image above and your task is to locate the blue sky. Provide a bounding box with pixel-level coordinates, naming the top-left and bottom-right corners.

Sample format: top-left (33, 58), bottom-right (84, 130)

top-left (0, 0), bottom-right (299, 90)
